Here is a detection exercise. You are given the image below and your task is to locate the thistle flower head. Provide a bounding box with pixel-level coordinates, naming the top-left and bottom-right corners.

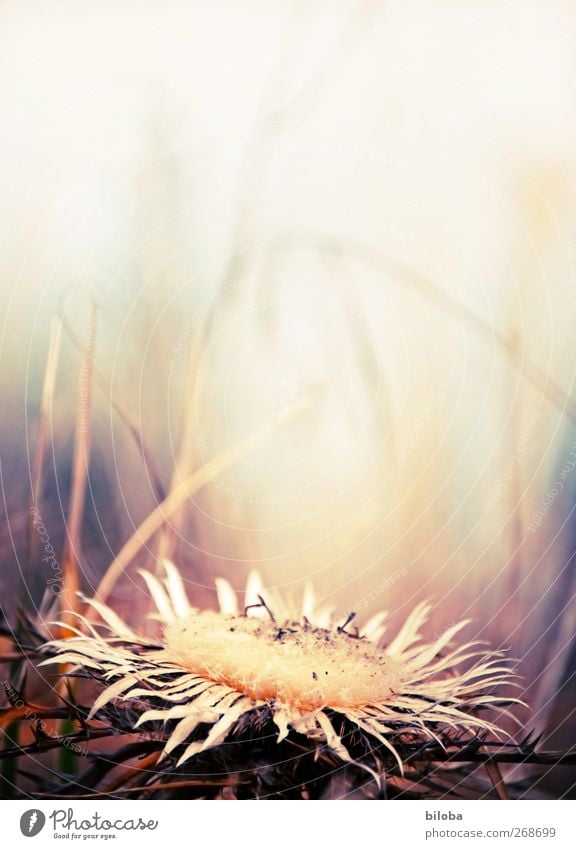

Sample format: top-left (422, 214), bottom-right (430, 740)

top-left (40, 563), bottom-right (520, 778)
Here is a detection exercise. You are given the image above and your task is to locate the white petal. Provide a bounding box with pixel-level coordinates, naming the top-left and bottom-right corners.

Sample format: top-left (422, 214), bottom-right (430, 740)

top-left (38, 653), bottom-right (103, 670)
top-left (135, 706), bottom-right (192, 726)
top-left (361, 611), bottom-right (388, 642)
top-left (272, 706), bottom-right (291, 743)
top-left (315, 711), bottom-right (350, 761)
top-left (176, 739), bottom-right (203, 766)
top-left (215, 578), bottom-right (239, 616)
top-left (291, 712), bottom-right (318, 736)
top-left (385, 601), bottom-right (432, 656)
top-left (406, 620), bottom-right (471, 671)
top-left (88, 676), bottom-right (139, 720)
top-left (200, 698), bottom-right (249, 750)
top-left (162, 560), bottom-right (191, 618)
top-left (78, 595), bottom-right (139, 640)
top-left (244, 570), bottom-right (265, 615)
top-left (164, 712), bottom-right (206, 754)
top-left (138, 570), bottom-right (175, 623)
top-left (301, 582), bottom-right (316, 619)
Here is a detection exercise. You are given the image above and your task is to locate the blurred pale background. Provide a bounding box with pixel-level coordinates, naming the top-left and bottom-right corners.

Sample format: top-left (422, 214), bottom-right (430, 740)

top-left (1, 0), bottom-right (576, 777)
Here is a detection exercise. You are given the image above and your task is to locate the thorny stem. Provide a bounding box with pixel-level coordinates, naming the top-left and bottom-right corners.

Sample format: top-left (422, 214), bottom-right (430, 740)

top-left (0, 729), bottom-right (121, 760)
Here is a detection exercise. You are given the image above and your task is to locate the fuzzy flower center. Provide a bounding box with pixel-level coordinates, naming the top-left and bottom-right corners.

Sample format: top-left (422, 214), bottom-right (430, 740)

top-left (163, 612), bottom-right (403, 710)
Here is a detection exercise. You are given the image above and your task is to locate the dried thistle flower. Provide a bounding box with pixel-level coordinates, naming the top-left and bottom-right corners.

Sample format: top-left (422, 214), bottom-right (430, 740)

top-left (39, 563), bottom-right (519, 780)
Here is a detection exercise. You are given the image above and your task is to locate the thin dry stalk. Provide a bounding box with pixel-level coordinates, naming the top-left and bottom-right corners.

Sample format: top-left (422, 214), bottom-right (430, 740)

top-left (157, 306), bottom-right (214, 562)
top-left (485, 760), bottom-right (509, 800)
top-left (26, 316), bottom-right (63, 569)
top-left (59, 314), bottom-right (165, 503)
top-left (298, 239), bottom-right (576, 426)
top-left (61, 302), bottom-right (98, 631)
top-left (92, 384), bottom-right (322, 607)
